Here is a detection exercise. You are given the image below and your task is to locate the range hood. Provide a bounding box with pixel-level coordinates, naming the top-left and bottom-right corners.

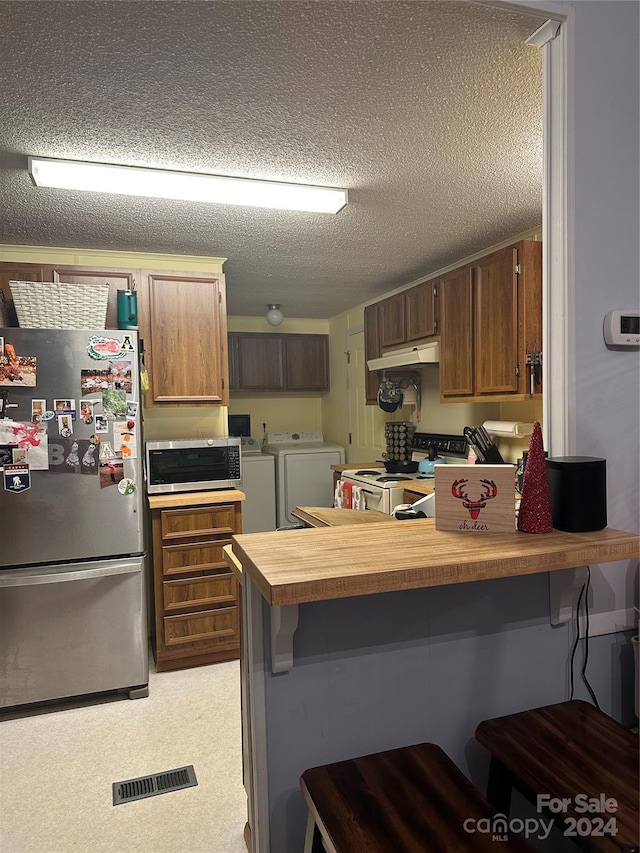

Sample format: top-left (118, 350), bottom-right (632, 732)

top-left (367, 341), bottom-right (439, 371)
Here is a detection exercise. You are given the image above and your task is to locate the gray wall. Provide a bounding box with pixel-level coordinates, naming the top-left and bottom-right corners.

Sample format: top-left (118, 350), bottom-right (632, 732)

top-left (572, 0), bottom-right (640, 617)
top-left (263, 576), bottom-right (635, 852)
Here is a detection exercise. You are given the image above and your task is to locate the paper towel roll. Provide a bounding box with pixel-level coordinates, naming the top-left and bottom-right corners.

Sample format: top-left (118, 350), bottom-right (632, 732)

top-left (483, 420), bottom-right (534, 437)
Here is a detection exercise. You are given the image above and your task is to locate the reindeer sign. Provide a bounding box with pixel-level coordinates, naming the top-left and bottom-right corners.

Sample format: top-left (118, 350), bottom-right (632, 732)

top-left (435, 465), bottom-right (517, 533)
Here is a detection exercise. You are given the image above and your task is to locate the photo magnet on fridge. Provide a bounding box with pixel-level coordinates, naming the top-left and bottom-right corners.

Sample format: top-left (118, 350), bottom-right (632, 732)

top-left (31, 399), bottom-right (46, 423)
top-left (0, 349), bottom-right (36, 386)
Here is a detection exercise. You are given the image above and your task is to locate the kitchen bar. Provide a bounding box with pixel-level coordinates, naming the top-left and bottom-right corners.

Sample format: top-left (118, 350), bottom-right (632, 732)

top-left (226, 518), bottom-right (639, 853)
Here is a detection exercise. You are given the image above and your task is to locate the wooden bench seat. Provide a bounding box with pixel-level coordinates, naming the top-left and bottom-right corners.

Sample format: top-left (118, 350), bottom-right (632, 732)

top-left (300, 741), bottom-right (537, 852)
top-left (475, 699), bottom-right (639, 853)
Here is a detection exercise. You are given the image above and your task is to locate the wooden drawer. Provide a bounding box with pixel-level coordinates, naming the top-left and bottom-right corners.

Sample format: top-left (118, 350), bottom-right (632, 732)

top-left (163, 606), bottom-right (238, 647)
top-left (160, 505), bottom-right (236, 541)
top-left (163, 574), bottom-right (237, 613)
top-left (161, 538), bottom-right (232, 577)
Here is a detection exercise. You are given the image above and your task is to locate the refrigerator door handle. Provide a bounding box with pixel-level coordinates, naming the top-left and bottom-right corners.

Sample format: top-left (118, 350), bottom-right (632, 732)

top-left (0, 559), bottom-right (143, 587)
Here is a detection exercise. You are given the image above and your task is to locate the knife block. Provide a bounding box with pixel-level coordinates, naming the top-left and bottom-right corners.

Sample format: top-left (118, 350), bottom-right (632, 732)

top-left (545, 456), bottom-right (607, 532)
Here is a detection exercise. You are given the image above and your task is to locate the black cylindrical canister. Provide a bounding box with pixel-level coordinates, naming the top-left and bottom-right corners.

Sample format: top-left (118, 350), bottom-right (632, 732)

top-left (545, 456), bottom-right (607, 532)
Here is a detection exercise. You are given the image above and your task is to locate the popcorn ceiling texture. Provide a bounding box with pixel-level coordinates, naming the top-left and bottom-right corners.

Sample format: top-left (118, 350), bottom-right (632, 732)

top-left (0, 1), bottom-right (545, 319)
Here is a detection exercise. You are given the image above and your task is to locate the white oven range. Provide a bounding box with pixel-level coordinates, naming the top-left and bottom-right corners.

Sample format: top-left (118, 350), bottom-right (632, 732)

top-left (340, 432), bottom-right (468, 515)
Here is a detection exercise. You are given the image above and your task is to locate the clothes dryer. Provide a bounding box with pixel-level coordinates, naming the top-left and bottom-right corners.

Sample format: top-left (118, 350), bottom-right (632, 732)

top-left (263, 432), bottom-right (345, 528)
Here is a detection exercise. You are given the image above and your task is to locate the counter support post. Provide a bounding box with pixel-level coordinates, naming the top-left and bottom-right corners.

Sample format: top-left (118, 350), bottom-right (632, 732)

top-left (271, 605), bottom-right (299, 673)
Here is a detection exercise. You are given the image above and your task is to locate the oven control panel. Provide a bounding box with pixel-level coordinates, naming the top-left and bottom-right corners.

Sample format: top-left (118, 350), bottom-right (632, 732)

top-left (411, 432), bottom-right (468, 457)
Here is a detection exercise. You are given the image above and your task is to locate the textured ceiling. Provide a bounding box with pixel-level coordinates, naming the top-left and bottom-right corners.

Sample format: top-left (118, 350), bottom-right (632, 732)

top-left (0, 1), bottom-right (546, 319)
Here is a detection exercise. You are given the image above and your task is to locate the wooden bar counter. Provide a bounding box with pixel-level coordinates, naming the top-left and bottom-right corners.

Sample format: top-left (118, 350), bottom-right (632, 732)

top-left (230, 517), bottom-right (639, 607)
top-left (226, 512), bottom-right (639, 853)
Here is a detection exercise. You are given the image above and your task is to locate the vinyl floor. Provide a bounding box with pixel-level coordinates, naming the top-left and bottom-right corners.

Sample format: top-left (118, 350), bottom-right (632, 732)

top-left (0, 659), bottom-right (247, 853)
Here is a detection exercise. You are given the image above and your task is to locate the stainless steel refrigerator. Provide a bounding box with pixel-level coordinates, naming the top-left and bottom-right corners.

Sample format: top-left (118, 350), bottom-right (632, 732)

top-left (0, 328), bottom-right (148, 709)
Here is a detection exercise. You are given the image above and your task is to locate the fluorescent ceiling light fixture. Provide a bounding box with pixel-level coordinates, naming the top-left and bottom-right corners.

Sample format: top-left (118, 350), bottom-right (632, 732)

top-left (28, 156), bottom-right (349, 214)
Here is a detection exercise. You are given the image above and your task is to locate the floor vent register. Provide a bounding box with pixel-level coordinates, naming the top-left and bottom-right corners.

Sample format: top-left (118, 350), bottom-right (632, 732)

top-left (112, 765), bottom-right (198, 805)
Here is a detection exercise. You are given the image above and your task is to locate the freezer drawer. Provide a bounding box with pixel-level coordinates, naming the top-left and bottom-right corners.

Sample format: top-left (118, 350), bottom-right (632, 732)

top-left (0, 557), bottom-right (148, 709)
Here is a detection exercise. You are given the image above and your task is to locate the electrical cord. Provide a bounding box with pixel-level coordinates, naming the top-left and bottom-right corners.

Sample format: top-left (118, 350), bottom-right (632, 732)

top-left (569, 566), bottom-right (601, 709)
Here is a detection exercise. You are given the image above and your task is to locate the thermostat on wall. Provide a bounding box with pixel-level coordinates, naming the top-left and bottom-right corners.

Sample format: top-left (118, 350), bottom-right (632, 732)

top-left (603, 310), bottom-right (640, 346)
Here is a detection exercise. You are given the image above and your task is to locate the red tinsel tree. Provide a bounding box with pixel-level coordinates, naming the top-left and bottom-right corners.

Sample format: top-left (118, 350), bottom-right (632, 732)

top-left (517, 421), bottom-right (553, 533)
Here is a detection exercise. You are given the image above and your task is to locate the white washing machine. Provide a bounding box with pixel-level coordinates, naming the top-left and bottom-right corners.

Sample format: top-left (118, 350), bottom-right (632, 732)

top-left (239, 437), bottom-right (277, 533)
top-left (264, 431), bottom-right (345, 528)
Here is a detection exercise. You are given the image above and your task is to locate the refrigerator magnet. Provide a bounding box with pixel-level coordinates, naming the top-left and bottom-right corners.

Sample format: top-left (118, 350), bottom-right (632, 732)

top-left (117, 477), bottom-right (136, 496)
top-left (99, 454), bottom-right (124, 489)
top-left (54, 399), bottom-right (76, 420)
top-left (31, 399), bottom-right (46, 423)
top-left (102, 389), bottom-right (126, 419)
top-left (4, 463), bottom-right (31, 492)
top-left (80, 400), bottom-right (94, 425)
top-left (87, 335), bottom-right (124, 360)
top-left (57, 414), bottom-right (73, 437)
top-left (0, 421), bottom-right (49, 470)
top-left (113, 420), bottom-right (137, 459)
top-left (41, 410), bottom-right (55, 421)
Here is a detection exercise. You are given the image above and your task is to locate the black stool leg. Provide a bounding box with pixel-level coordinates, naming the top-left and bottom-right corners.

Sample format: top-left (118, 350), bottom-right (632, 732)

top-left (486, 756), bottom-right (513, 815)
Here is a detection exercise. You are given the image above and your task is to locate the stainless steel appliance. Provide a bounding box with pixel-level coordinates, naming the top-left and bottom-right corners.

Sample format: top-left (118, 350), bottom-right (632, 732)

top-left (0, 327), bottom-right (148, 709)
top-left (340, 432), bottom-right (468, 514)
top-left (145, 437), bottom-right (241, 494)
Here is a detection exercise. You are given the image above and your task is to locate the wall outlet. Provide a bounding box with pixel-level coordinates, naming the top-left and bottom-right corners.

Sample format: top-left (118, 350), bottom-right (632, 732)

top-left (196, 427), bottom-right (207, 438)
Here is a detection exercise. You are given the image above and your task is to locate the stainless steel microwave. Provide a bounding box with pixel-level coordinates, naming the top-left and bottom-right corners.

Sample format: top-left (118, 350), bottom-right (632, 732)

top-left (145, 438), bottom-right (242, 494)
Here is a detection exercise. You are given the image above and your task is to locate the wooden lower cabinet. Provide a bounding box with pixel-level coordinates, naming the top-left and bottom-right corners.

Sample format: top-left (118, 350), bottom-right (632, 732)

top-left (149, 496), bottom-right (243, 672)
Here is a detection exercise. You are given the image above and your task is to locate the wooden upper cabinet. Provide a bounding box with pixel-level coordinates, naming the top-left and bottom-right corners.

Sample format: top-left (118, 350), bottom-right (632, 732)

top-left (227, 332), bottom-right (329, 392)
top-left (364, 303), bottom-right (382, 404)
top-left (376, 280), bottom-right (438, 354)
top-left (0, 262), bottom-right (53, 326)
top-left (140, 271), bottom-right (229, 406)
top-left (405, 280), bottom-right (438, 341)
top-left (51, 266), bottom-right (136, 330)
top-left (285, 334), bottom-right (329, 391)
top-left (439, 240), bottom-right (542, 402)
top-left (474, 247), bottom-right (519, 395)
top-left (229, 332), bottom-right (286, 390)
top-left (379, 293), bottom-right (405, 348)
top-left (439, 265), bottom-right (474, 398)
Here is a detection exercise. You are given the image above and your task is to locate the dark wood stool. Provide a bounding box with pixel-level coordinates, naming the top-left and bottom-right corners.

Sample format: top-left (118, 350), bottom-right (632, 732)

top-left (300, 742), bottom-right (537, 852)
top-left (475, 699), bottom-right (640, 853)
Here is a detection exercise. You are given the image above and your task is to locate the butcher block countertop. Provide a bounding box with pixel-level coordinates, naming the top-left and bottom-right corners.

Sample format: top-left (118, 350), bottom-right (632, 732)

top-left (230, 520), bottom-right (640, 607)
top-left (399, 480), bottom-right (435, 496)
top-left (292, 506), bottom-right (391, 527)
top-left (330, 462), bottom-right (380, 472)
top-left (147, 489), bottom-right (246, 510)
